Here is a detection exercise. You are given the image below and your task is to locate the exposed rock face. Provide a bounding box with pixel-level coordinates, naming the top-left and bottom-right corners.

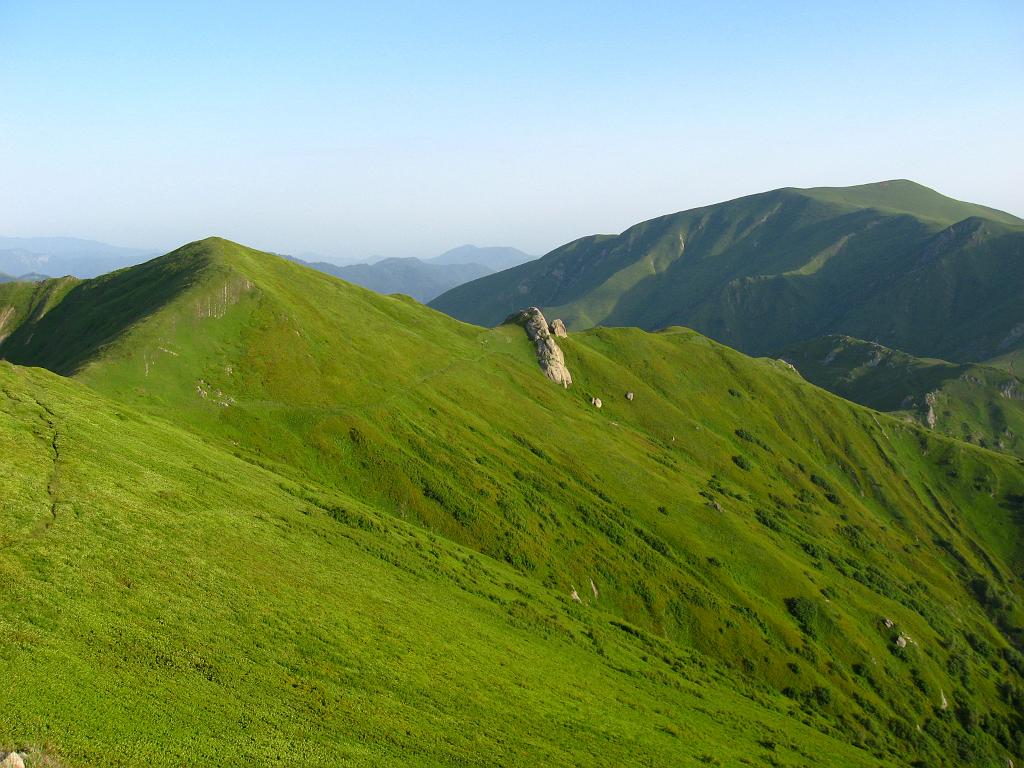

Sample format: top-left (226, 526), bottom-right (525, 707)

top-left (0, 753), bottom-right (25, 768)
top-left (503, 307), bottom-right (572, 388)
top-left (549, 318), bottom-right (568, 337)
top-left (924, 391), bottom-right (938, 429)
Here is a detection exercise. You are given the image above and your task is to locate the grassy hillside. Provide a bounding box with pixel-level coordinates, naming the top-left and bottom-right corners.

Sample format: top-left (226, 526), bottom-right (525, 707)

top-left (2, 238), bottom-right (1024, 765)
top-left (783, 335), bottom-right (1024, 458)
top-left (429, 180), bottom-right (1024, 362)
top-left (3, 362), bottom-right (889, 767)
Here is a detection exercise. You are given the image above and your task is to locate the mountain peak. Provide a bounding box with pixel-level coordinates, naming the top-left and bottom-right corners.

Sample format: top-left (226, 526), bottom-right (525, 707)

top-left (795, 179), bottom-right (1023, 226)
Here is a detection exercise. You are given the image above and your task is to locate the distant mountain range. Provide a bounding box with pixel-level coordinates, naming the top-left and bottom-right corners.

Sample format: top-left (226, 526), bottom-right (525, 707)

top-left (430, 180), bottom-right (1024, 363)
top-left (0, 238), bottom-right (536, 301)
top-left (0, 236), bottom-right (159, 279)
top-left (0, 272), bottom-right (49, 283)
top-left (427, 244), bottom-right (535, 271)
top-left (290, 244), bottom-right (536, 302)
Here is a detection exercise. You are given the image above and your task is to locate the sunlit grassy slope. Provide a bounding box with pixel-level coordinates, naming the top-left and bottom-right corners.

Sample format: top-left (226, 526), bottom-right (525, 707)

top-left (2, 238), bottom-right (1024, 766)
top-left (783, 335), bottom-right (1024, 459)
top-left (3, 362), bottom-right (892, 767)
top-left (429, 180), bottom-right (1024, 362)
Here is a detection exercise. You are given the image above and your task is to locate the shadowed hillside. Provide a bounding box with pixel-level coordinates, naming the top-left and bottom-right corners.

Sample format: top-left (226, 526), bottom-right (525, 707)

top-left (430, 181), bottom-right (1024, 362)
top-left (783, 335), bottom-right (1024, 458)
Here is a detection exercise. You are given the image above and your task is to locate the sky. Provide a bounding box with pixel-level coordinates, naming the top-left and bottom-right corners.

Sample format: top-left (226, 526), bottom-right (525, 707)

top-left (1, 1), bottom-right (1022, 261)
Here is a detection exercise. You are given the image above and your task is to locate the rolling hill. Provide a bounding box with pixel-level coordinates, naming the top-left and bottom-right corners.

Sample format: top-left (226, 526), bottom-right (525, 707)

top-left (429, 180), bottom-right (1024, 362)
top-left (1, 238), bottom-right (1023, 766)
top-left (782, 335), bottom-right (1024, 458)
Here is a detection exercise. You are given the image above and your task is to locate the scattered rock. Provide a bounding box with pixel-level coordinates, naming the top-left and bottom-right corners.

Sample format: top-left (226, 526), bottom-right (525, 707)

top-left (883, 617), bottom-right (894, 629)
top-left (548, 318), bottom-right (568, 337)
top-left (0, 753), bottom-right (25, 768)
top-left (625, 391), bottom-right (634, 401)
top-left (503, 307), bottom-right (573, 388)
top-left (895, 632), bottom-right (916, 649)
top-left (940, 690), bottom-right (948, 710)
top-left (570, 586), bottom-right (582, 603)
top-left (591, 397), bottom-right (602, 409)
top-left (590, 578), bottom-right (599, 599)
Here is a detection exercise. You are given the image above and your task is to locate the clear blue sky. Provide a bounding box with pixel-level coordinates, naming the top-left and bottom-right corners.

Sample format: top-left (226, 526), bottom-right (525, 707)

top-left (1, 1), bottom-right (1021, 260)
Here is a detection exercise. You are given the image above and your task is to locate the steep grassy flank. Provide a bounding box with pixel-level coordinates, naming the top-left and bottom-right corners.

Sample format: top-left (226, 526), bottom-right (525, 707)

top-left (429, 181), bottom-right (1024, 362)
top-left (783, 335), bottom-right (1024, 458)
top-left (2, 362), bottom-right (889, 767)
top-left (3, 238), bottom-right (1024, 764)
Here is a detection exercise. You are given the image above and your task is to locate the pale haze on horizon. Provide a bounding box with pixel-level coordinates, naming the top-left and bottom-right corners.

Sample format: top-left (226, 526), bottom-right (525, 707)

top-left (1, 0), bottom-right (1022, 261)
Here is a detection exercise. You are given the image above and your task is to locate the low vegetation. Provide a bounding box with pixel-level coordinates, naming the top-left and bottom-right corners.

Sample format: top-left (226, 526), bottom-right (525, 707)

top-left (0, 237), bottom-right (1022, 766)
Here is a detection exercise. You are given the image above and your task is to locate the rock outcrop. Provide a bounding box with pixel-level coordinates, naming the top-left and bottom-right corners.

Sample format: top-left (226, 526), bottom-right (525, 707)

top-left (549, 318), bottom-right (568, 337)
top-left (0, 752), bottom-right (25, 768)
top-left (503, 307), bottom-right (572, 387)
top-left (924, 391), bottom-right (938, 429)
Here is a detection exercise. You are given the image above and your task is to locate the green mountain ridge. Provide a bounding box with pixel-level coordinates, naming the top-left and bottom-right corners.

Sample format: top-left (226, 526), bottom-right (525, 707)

top-left (2, 237), bottom-right (1024, 766)
top-left (782, 335), bottom-right (1024, 458)
top-left (429, 180), bottom-right (1024, 362)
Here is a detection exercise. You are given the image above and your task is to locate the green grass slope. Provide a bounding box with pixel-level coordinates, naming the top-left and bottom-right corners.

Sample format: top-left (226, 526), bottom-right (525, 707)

top-left (783, 335), bottom-right (1024, 458)
top-left (429, 180), bottom-right (1024, 362)
top-left (3, 362), bottom-right (887, 767)
top-left (3, 238), bottom-right (1024, 765)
